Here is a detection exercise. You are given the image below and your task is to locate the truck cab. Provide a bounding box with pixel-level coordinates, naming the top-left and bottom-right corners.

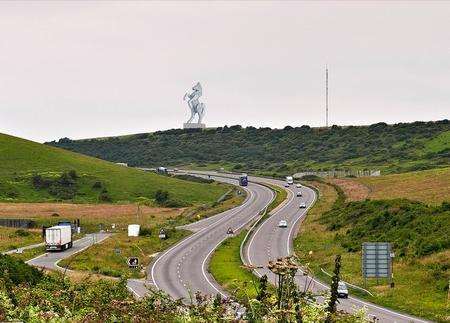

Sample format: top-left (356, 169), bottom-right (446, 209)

top-left (239, 174), bottom-right (248, 186)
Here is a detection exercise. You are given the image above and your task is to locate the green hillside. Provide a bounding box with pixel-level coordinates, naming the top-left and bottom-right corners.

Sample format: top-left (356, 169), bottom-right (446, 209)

top-left (0, 133), bottom-right (228, 204)
top-left (47, 120), bottom-right (450, 175)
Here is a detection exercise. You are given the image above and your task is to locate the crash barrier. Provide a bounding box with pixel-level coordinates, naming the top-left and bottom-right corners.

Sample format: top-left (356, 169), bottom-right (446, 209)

top-left (0, 218), bottom-right (36, 228)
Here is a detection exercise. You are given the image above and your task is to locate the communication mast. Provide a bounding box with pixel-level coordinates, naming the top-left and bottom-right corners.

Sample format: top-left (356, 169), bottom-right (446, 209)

top-left (326, 65), bottom-right (329, 128)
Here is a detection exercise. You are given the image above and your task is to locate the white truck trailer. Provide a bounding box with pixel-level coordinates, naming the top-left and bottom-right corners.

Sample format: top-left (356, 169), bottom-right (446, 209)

top-left (45, 225), bottom-right (73, 251)
top-left (286, 176), bottom-right (294, 185)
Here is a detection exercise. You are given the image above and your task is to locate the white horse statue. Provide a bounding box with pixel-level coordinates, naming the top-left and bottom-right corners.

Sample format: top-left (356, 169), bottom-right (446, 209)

top-left (184, 82), bottom-right (206, 124)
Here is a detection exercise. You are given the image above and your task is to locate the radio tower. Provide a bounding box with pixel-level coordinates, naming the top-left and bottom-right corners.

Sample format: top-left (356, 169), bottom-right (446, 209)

top-left (326, 65), bottom-right (329, 128)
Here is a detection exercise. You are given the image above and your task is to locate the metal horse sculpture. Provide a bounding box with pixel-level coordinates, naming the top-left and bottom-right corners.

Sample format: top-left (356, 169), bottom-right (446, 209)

top-left (184, 82), bottom-right (206, 124)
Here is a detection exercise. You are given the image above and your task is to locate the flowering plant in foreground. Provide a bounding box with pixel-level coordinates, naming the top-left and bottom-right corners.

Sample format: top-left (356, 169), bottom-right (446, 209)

top-left (0, 254), bottom-right (367, 322)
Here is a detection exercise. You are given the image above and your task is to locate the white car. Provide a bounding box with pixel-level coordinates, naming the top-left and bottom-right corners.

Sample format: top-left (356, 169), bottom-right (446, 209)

top-left (337, 281), bottom-right (349, 298)
top-left (284, 183), bottom-right (290, 187)
top-left (299, 202), bottom-right (307, 208)
top-left (278, 220), bottom-right (288, 228)
top-left (296, 183), bottom-right (302, 188)
top-left (296, 191), bottom-right (302, 197)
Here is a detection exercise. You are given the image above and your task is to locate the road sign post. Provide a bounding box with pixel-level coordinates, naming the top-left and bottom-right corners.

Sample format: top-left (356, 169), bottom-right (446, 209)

top-left (127, 257), bottom-right (139, 269)
top-left (362, 242), bottom-right (392, 287)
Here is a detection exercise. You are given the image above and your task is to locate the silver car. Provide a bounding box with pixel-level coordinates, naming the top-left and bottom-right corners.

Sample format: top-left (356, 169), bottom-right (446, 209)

top-left (278, 220), bottom-right (288, 228)
top-left (337, 282), bottom-right (349, 298)
top-left (299, 202), bottom-right (306, 208)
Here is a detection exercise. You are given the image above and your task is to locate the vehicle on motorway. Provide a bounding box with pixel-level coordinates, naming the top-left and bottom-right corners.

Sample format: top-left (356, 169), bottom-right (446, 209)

top-left (157, 166), bottom-right (168, 174)
top-left (296, 183), bottom-right (302, 188)
top-left (286, 176), bottom-right (294, 185)
top-left (299, 202), bottom-right (306, 208)
top-left (284, 183), bottom-right (290, 187)
top-left (337, 281), bottom-right (349, 298)
top-left (239, 174), bottom-right (248, 186)
top-left (278, 220), bottom-right (288, 228)
top-left (296, 191), bottom-right (302, 197)
top-left (45, 225), bottom-right (72, 251)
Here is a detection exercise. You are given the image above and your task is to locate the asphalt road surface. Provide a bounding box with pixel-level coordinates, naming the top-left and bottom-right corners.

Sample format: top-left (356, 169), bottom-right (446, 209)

top-left (27, 232), bottom-right (110, 271)
top-left (184, 171), bottom-right (429, 323)
top-left (148, 176), bottom-right (274, 301)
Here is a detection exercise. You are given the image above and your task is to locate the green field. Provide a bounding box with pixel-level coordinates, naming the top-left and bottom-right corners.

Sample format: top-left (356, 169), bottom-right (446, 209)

top-left (0, 133), bottom-right (229, 205)
top-left (295, 175), bottom-right (450, 322)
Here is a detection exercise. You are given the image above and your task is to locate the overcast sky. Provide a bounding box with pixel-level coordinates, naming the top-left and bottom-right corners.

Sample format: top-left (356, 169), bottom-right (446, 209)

top-left (0, 1), bottom-right (449, 143)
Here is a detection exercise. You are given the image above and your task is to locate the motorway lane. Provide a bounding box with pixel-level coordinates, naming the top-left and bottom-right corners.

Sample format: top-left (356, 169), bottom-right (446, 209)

top-left (245, 177), bottom-right (429, 323)
top-left (27, 232), bottom-right (111, 271)
top-left (149, 177), bottom-right (274, 301)
top-left (186, 171), bottom-right (429, 323)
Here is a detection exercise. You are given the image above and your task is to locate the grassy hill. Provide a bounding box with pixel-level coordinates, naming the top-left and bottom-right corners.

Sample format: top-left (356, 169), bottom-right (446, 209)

top-left (0, 133), bottom-right (228, 205)
top-left (47, 120), bottom-right (450, 175)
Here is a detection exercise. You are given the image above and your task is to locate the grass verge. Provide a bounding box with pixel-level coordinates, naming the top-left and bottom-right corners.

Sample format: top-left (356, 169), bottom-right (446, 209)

top-left (209, 231), bottom-right (261, 300)
top-left (209, 182), bottom-right (287, 300)
top-left (59, 229), bottom-right (190, 279)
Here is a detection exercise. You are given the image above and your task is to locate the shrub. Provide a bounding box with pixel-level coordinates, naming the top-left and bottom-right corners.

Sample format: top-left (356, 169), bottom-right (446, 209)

top-left (0, 254), bottom-right (43, 286)
top-left (139, 227), bottom-right (152, 236)
top-left (14, 229), bottom-right (30, 237)
top-left (92, 181), bottom-right (103, 189)
top-left (155, 190), bottom-right (169, 205)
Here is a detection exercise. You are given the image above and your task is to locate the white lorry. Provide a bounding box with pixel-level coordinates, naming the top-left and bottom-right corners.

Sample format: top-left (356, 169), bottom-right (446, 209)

top-left (286, 176), bottom-right (294, 185)
top-left (45, 225), bottom-right (73, 251)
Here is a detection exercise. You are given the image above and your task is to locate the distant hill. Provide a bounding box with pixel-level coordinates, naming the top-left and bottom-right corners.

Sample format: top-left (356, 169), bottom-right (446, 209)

top-left (47, 120), bottom-right (450, 175)
top-left (0, 133), bottom-right (228, 205)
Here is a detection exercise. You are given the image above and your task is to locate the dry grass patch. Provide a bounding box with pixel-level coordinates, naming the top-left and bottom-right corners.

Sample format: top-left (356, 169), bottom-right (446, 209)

top-left (0, 202), bottom-right (184, 232)
top-left (328, 178), bottom-right (369, 202)
top-left (356, 167), bottom-right (450, 205)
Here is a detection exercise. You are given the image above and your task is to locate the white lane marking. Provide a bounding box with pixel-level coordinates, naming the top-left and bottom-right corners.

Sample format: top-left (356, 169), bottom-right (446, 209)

top-left (287, 187), bottom-right (317, 255)
top-left (246, 182), bottom-right (295, 272)
top-left (201, 236), bottom-right (228, 297)
top-left (151, 184), bottom-right (255, 291)
top-left (199, 183), bottom-right (274, 296)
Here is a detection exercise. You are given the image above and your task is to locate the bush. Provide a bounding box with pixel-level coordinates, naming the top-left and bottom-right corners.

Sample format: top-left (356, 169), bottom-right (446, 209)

top-left (320, 199), bottom-right (450, 258)
top-left (99, 189), bottom-right (112, 202)
top-left (14, 229), bottom-right (30, 237)
top-left (155, 190), bottom-right (169, 205)
top-left (139, 227), bottom-right (152, 236)
top-left (0, 254), bottom-right (43, 286)
top-left (92, 181), bottom-right (103, 189)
